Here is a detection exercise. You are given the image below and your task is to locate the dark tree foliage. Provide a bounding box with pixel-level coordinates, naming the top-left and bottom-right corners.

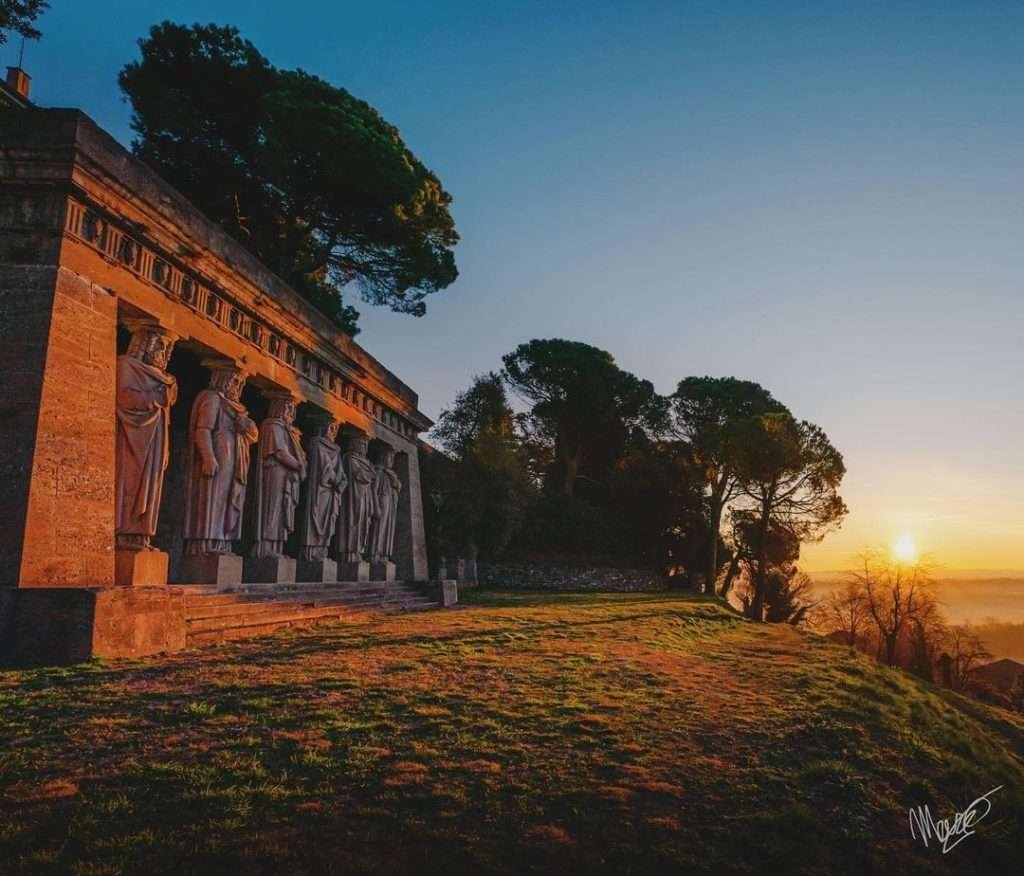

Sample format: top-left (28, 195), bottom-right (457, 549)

top-left (425, 374), bottom-right (532, 564)
top-left (508, 493), bottom-right (621, 562)
top-left (119, 22), bottom-right (458, 335)
top-left (734, 413), bottom-right (847, 621)
top-left (502, 339), bottom-right (667, 496)
top-left (0, 1), bottom-right (47, 44)
top-left (729, 514), bottom-right (816, 624)
top-left (760, 567), bottom-right (816, 625)
top-left (424, 345), bottom-right (848, 586)
top-left (607, 440), bottom-right (707, 574)
top-left (432, 373), bottom-right (512, 460)
top-left (670, 377), bottom-right (787, 593)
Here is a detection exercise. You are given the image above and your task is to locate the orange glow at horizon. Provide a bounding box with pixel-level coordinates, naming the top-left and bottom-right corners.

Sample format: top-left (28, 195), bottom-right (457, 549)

top-left (797, 459), bottom-right (1024, 575)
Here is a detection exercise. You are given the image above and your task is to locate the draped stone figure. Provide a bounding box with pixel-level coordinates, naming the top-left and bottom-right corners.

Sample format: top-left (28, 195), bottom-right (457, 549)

top-left (250, 394), bottom-right (307, 559)
top-left (338, 435), bottom-right (378, 562)
top-left (182, 365), bottom-right (259, 555)
top-left (300, 420), bottom-right (347, 562)
top-left (114, 323), bottom-right (177, 550)
top-left (370, 447), bottom-right (402, 562)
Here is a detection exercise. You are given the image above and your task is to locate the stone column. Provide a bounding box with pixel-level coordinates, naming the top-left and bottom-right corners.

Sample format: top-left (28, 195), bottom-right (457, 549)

top-left (392, 447), bottom-right (428, 582)
top-left (297, 413), bottom-right (344, 583)
top-left (114, 320), bottom-right (178, 587)
top-left (244, 391), bottom-right (306, 584)
top-left (180, 362), bottom-right (258, 588)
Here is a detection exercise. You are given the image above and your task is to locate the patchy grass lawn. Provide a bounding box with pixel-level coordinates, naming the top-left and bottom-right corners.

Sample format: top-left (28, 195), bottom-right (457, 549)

top-left (1, 591), bottom-right (1022, 875)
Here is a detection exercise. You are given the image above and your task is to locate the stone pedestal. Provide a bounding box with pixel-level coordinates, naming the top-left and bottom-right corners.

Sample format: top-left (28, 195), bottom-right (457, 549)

top-left (1, 586), bottom-right (186, 666)
top-left (435, 579), bottom-right (459, 607)
top-left (297, 558), bottom-right (337, 584)
top-left (369, 560), bottom-right (396, 583)
top-left (115, 549), bottom-right (169, 587)
top-left (244, 556), bottom-right (297, 584)
top-left (339, 560), bottom-right (370, 583)
top-left (179, 552), bottom-right (243, 589)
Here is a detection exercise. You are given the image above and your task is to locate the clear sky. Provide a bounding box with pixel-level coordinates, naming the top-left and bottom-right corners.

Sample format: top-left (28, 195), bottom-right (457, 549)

top-left (11, 1), bottom-right (1024, 572)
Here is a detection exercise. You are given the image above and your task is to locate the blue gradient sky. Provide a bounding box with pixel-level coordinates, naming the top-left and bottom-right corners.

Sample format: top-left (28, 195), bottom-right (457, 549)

top-left (11, 1), bottom-right (1024, 570)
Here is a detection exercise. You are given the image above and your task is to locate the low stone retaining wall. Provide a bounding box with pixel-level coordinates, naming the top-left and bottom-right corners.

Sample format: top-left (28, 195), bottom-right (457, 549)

top-left (478, 562), bottom-right (665, 592)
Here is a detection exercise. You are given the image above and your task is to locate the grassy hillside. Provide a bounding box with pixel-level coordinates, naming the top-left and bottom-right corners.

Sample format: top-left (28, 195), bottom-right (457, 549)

top-left (1, 592), bottom-right (1021, 874)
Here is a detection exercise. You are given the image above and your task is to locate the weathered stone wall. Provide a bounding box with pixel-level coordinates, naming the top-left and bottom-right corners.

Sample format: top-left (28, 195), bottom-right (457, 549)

top-left (478, 562), bottom-right (666, 592)
top-left (0, 261), bottom-right (117, 587)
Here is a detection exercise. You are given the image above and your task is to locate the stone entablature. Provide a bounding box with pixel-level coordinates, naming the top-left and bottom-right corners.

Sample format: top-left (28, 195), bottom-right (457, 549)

top-left (1, 112), bottom-right (429, 431)
top-left (60, 196), bottom-right (422, 442)
top-left (0, 109), bottom-right (432, 628)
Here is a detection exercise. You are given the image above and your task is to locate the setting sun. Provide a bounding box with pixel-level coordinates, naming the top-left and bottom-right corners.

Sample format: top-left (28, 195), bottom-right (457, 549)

top-left (892, 534), bottom-right (919, 564)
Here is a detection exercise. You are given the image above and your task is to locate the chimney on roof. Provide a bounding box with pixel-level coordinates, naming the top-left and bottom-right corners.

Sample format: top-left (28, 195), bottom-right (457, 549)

top-left (6, 67), bottom-right (30, 100)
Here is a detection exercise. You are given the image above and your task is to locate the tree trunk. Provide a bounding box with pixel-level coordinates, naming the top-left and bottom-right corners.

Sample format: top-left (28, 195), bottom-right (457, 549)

top-left (561, 453), bottom-right (579, 496)
top-left (705, 491), bottom-right (724, 595)
top-left (885, 633), bottom-right (898, 667)
top-left (750, 495), bottom-right (772, 621)
top-left (687, 567), bottom-right (700, 590)
top-left (557, 426), bottom-right (580, 496)
top-left (719, 552), bottom-right (741, 598)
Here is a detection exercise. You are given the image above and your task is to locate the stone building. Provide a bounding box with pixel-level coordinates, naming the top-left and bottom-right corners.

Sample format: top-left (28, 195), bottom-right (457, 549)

top-left (0, 109), bottom-right (437, 664)
top-left (0, 66), bottom-right (31, 109)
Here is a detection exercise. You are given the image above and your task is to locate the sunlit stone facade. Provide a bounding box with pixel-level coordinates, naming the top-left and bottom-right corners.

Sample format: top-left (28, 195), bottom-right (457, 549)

top-left (0, 110), bottom-right (432, 662)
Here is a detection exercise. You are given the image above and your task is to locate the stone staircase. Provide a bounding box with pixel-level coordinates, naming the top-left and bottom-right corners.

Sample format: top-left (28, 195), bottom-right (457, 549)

top-left (172, 581), bottom-right (439, 648)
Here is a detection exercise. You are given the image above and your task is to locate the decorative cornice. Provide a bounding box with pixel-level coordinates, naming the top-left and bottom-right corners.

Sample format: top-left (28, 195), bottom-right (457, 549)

top-left (62, 195), bottom-right (427, 440)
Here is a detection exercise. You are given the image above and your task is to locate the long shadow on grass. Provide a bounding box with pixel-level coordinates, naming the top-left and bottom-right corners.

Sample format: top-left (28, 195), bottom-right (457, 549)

top-left (3, 601), bottom-right (743, 696)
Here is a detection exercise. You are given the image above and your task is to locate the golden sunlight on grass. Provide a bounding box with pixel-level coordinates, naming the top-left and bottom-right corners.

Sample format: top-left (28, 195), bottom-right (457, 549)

top-left (1, 591), bottom-right (1021, 874)
top-left (891, 533), bottom-right (919, 564)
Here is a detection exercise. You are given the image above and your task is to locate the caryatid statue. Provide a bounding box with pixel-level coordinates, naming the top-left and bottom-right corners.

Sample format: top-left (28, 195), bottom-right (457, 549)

top-left (300, 419), bottom-right (347, 561)
top-left (250, 393), bottom-right (307, 559)
top-left (370, 447), bottom-right (402, 562)
top-left (183, 364), bottom-right (259, 555)
top-left (114, 322), bottom-right (178, 550)
top-left (338, 434), bottom-right (379, 562)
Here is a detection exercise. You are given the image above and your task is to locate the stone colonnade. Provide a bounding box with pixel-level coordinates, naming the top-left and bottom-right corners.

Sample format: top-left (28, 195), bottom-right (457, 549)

top-left (0, 110), bottom-right (433, 663)
top-left (116, 321), bottom-right (411, 589)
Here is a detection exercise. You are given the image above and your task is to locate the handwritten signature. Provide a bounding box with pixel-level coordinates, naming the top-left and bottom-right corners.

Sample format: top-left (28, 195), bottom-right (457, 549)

top-left (908, 786), bottom-right (1002, 854)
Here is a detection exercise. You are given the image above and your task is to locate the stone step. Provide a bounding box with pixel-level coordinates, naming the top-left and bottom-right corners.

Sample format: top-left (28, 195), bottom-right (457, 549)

top-left (182, 593), bottom-right (266, 608)
top-left (186, 609), bottom-right (356, 647)
top-left (185, 602), bottom-right (359, 633)
top-left (219, 580), bottom-right (368, 594)
top-left (170, 584), bottom-right (219, 596)
top-left (184, 599), bottom-right (439, 645)
top-left (184, 590), bottom-right (437, 623)
top-left (186, 586), bottom-right (422, 607)
top-left (185, 593), bottom-right (387, 620)
top-left (180, 581), bottom-right (421, 601)
top-left (179, 580), bottom-right (439, 648)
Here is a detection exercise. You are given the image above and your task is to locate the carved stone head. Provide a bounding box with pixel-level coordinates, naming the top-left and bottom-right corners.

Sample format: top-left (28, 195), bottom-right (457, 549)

top-left (325, 421), bottom-right (339, 442)
top-left (125, 322), bottom-right (176, 370)
top-left (381, 447), bottom-right (396, 469)
top-left (267, 394), bottom-right (297, 423)
top-left (207, 365), bottom-right (246, 401)
top-left (349, 436), bottom-right (369, 457)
